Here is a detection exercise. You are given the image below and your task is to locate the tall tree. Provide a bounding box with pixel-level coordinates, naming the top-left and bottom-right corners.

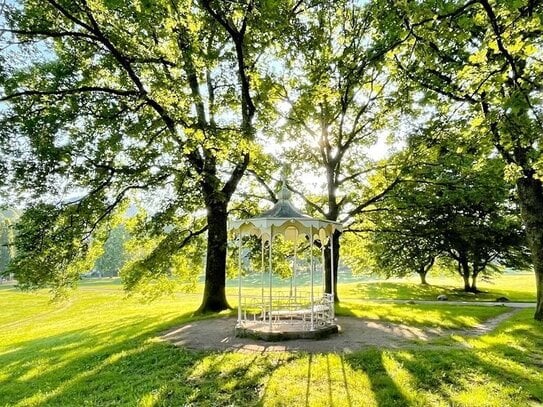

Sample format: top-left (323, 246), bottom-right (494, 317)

top-left (0, 215), bottom-right (16, 280)
top-left (267, 0), bottom-right (404, 301)
top-left (362, 139), bottom-right (528, 291)
top-left (93, 225), bottom-right (128, 277)
top-left (375, 0), bottom-right (543, 319)
top-left (0, 0), bottom-right (290, 311)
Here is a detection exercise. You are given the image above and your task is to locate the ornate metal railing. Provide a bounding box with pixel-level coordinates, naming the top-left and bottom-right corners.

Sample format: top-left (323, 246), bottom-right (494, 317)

top-left (237, 291), bottom-right (335, 330)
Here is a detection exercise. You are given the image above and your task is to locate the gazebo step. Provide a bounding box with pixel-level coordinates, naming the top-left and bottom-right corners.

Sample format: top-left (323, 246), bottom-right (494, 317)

top-left (235, 322), bottom-right (339, 341)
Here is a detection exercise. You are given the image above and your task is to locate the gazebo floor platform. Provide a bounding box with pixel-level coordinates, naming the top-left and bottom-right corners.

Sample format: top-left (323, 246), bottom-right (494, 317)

top-left (235, 321), bottom-right (339, 341)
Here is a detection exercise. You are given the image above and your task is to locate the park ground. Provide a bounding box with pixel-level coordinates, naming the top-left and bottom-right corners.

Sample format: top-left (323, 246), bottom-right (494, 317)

top-left (0, 273), bottom-right (542, 406)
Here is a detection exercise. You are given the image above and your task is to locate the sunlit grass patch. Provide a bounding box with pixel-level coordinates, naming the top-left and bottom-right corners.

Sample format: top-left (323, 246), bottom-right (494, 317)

top-left (336, 301), bottom-right (509, 329)
top-left (338, 273), bottom-right (536, 302)
top-left (262, 353), bottom-right (377, 407)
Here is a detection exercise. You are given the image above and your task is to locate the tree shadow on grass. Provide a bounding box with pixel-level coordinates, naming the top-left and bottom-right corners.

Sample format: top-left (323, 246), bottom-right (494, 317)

top-left (182, 352), bottom-right (299, 406)
top-left (0, 313), bottom-right (186, 402)
top-left (0, 310), bottom-right (295, 406)
top-left (346, 348), bottom-right (411, 407)
top-left (395, 347), bottom-right (542, 405)
top-left (344, 281), bottom-right (535, 302)
top-left (344, 346), bottom-right (543, 406)
top-left (3, 299), bottom-right (538, 406)
top-left (255, 351), bottom-right (408, 406)
top-left (342, 309), bottom-right (543, 406)
top-left (334, 303), bottom-right (359, 317)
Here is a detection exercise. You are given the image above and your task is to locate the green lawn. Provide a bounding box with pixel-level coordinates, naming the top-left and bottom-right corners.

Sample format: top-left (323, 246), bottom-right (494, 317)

top-left (335, 301), bottom-right (508, 329)
top-left (337, 273), bottom-right (537, 302)
top-left (224, 272), bottom-right (537, 302)
top-left (0, 277), bottom-right (541, 406)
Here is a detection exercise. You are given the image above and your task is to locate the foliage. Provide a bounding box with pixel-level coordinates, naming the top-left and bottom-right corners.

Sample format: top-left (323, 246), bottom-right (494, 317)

top-left (228, 233), bottom-right (323, 282)
top-left (358, 138), bottom-right (529, 290)
top-left (373, 0), bottom-right (543, 316)
top-left (92, 225), bottom-right (128, 277)
top-left (7, 203), bottom-right (104, 298)
top-left (119, 210), bottom-right (204, 301)
top-left (0, 210), bottom-right (16, 276)
top-left (2, 0), bottom-right (542, 318)
top-left (253, 0), bottom-right (407, 300)
top-left (0, 0), bottom-right (292, 310)
top-left (280, 0), bottom-right (402, 216)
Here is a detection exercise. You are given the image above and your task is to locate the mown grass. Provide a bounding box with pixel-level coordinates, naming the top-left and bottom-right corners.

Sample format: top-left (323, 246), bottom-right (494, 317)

top-left (337, 273), bottom-right (536, 302)
top-left (0, 277), bottom-right (541, 406)
top-left (336, 301), bottom-right (508, 329)
top-left (223, 272), bottom-right (536, 302)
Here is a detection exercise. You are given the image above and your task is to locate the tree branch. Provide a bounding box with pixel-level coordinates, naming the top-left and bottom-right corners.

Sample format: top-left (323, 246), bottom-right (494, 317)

top-left (246, 169), bottom-right (277, 203)
top-left (344, 177), bottom-right (401, 222)
top-left (285, 183), bottom-right (327, 217)
top-left (44, 0), bottom-right (180, 132)
top-left (176, 225), bottom-right (208, 249)
top-left (1, 87), bottom-right (140, 102)
top-left (1, 27), bottom-right (98, 41)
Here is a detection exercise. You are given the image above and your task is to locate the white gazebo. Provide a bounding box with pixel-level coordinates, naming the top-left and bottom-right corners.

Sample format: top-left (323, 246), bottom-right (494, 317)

top-left (230, 178), bottom-right (342, 340)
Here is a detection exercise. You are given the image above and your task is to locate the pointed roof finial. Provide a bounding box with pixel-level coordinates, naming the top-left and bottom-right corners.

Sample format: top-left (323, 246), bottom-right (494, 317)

top-left (278, 167), bottom-right (291, 201)
top-left (280, 166), bottom-right (288, 183)
top-left (251, 166), bottom-right (311, 219)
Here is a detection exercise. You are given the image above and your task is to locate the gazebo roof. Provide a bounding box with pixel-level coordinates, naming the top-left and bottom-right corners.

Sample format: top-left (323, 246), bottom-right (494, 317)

top-left (230, 179), bottom-right (342, 241)
top-left (258, 179), bottom-right (310, 219)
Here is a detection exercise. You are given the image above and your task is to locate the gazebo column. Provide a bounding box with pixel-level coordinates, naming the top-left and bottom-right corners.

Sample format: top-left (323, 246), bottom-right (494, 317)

top-left (330, 232), bottom-right (335, 319)
top-left (269, 226), bottom-right (273, 331)
top-left (289, 249), bottom-right (293, 298)
top-left (261, 238), bottom-right (265, 318)
top-left (293, 236), bottom-right (298, 302)
top-left (237, 234), bottom-right (242, 325)
top-left (321, 243), bottom-right (325, 295)
top-left (310, 230), bottom-right (314, 331)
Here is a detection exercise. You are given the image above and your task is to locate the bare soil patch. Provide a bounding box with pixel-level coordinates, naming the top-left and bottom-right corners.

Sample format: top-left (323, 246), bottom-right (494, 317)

top-left (161, 309), bottom-right (522, 354)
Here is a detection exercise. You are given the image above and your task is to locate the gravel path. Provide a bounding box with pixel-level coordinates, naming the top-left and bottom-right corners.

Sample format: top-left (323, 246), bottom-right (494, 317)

top-left (161, 308), bottom-right (524, 354)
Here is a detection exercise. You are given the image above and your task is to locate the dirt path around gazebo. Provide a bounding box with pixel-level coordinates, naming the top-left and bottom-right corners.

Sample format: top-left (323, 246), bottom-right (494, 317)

top-left (161, 307), bottom-right (523, 354)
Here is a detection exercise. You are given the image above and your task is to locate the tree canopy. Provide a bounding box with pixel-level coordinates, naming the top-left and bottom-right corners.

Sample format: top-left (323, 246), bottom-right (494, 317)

top-left (0, 210), bottom-right (17, 279)
top-left (1, 0), bottom-right (542, 320)
top-left (374, 0), bottom-right (543, 318)
top-left (0, 0), bottom-right (297, 311)
top-left (255, 0), bottom-right (407, 301)
top-left (360, 136), bottom-right (529, 289)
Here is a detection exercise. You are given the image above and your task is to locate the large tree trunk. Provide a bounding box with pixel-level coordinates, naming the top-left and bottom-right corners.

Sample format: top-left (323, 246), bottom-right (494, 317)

top-left (324, 230), bottom-right (341, 303)
top-left (462, 274), bottom-right (470, 292)
top-left (458, 258), bottom-right (471, 292)
top-left (418, 269), bottom-right (428, 285)
top-left (197, 197), bottom-right (230, 313)
top-left (471, 272), bottom-right (479, 293)
top-left (418, 257), bottom-right (434, 285)
top-left (517, 176), bottom-right (543, 320)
